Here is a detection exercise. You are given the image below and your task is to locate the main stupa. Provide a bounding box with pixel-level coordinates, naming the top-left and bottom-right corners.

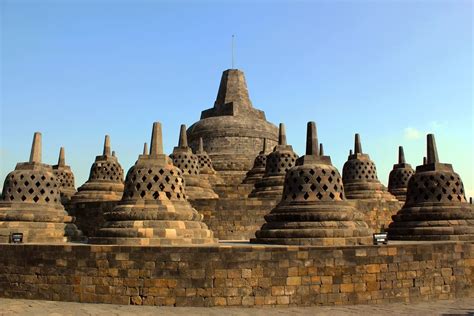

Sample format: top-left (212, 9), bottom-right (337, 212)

top-left (187, 69), bottom-right (278, 184)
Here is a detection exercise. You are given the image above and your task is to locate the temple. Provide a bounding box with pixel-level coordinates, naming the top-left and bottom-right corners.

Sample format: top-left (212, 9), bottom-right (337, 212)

top-left (52, 147), bottom-right (76, 204)
top-left (388, 146), bottom-right (415, 203)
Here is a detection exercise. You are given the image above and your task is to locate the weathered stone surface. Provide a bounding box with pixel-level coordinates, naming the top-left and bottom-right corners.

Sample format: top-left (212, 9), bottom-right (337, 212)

top-left (242, 138), bottom-right (270, 185)
top-left (0, 242), bottom-right (472, 306)
top-left (0, 133), bottom-right (84, 243)
top-left (90, 122), bottom-right (217, 245)
top-left (388, 134), bottom-right (474, 241)
top-left (342, 134), bottom-right (397, 201)
top-left (252, 122), bottom-right (372, 246)
top-left (70, 135), bottom-right (124, 203)
top-left (388, 146), bottom-right (415, 203)
top-left (171, 125), bottom-right (218, 200)
top-left (250, 123), bottom-right (298, 199)
top-left (187, 69), bottom-right (278, 183)
top-left (195, 137), bottom-right (223, 186)
top-left (52, 147), bottom-right (76, 205)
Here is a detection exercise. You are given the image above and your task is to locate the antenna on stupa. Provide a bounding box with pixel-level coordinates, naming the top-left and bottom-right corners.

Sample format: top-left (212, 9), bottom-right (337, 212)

top-left (306, 121), bottom-right (318, 156)
top-left (232, 34), bottom-right (235, 69)
top-left (150, 122), bottom-right (163, 156)
top-left (58, 147), bottom-right (66, 166)
top-left (178, 124), bottom-right (188, 148)
top-left (278, 123), bottom-right (287, 146)
top-left (398, 146), bottom-right (406, 164)
top-left (354, 133), bottom-right (362, 154)
top-left (29, 132), bottom-right (42, 163)
top-left (103, 135), bottom-right (111, 156)
top-left (426, 134), bottom-right (439, 164)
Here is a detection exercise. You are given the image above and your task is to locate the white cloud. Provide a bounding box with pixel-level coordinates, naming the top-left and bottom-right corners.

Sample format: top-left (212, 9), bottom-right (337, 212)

top-left (404, 127), bottom-right (422, 140)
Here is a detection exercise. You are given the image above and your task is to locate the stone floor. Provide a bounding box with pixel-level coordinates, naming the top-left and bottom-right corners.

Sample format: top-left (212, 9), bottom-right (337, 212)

top-left (0, 298), bottom-right (473, 316)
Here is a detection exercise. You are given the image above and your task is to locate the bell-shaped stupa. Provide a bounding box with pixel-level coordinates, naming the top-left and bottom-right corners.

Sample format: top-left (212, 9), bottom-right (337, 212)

top-left (249, 123), bottom-right (298, 199)
top-left (195, 137), bottom-right (223, 185)
top-left (52, 147), bottom-right (77, 205)
top-left (187, 69), bottom-right (278, 184)
top-left (242, 138), bottom-right (269, 184)
top-left (70, 135), bottom-right (124, 203)
top-left (342, 134), bottom-right (396, 201)
top-left (0, 133), bottom-right (84, 243)
top-left (171, 125), bottom-right (218, 199)
top-left (252, 122), bottom-right (372, 246)
top-left (91, 122), bottom-right (217, 245)
top-left (388, 146), bottom-right (415, 203)
top-left (388, 134), bottom-right (474, 241)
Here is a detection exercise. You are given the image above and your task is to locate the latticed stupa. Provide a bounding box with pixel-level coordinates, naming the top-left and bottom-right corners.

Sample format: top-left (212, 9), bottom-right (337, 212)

top-left (195, 137), bottom-right (223, 185)
top-left (252, 122), bottom-right (372, 246)
top-left (70, 135), bottom-right (124, 203)
top-left (388, 134), bottom-right (474, 241)
top-left (187, 69), bottom-right (278, 184)
top-left (249, 123), bottom-right (298, 199)
top-left (52, 147), bottom-right (76, 204)
top-left (171, 125), bottom-right (218, 200)
top-left (242, 138), bottom-right (268, 184)
top-left (388, 146), bottom-right (415, 203)
top-left (91, 122), bottom-right (217, 245)
top-left (342, 134), bottom-right (396, 201)
top-left (0, 133), bottom-right (84, 243)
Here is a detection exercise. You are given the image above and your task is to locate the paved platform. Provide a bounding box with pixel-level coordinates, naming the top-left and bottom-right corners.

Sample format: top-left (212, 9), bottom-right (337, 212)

top-left (0, 298), bottom-right (473, 315)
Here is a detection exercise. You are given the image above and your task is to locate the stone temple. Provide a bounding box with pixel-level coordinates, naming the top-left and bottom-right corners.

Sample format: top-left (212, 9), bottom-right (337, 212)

top-left (0, 68), bottom-right (473, 308)
top-left (187, 69), bottom-right (278, 184)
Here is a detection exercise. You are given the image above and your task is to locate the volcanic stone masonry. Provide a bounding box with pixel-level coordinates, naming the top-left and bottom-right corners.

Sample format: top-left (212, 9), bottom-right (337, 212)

top-left (171, 124), bottom-right (218, 200)
top-left (249, 123), bottom-right (298, 199)
top-left (52, 147), bottom-right (76, 205)
top-left (388, 134), bottom-right (474, 241)
top-left (252, 122), bottom-right (372, 246)
top-left (90, 122), bottom-right (217, 246)
top-left (0, 132), bottom-right (84, 243)
top-left (195, 137), bottom-right (223, 186)
top-left (187, 69), bottom-right (279, 184)
top-left (242, 138), bottom-right (269, 185)
top-left (342, 134), bottom-right (397, 201)
top-left (388, 146), bottom-right (415, 203)
top-left (67, 135), bottom-right (125, 237)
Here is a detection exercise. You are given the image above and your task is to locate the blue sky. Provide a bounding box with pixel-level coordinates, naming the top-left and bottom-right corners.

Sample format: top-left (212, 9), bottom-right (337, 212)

top-left (1, 0), bottom-right (473, 198)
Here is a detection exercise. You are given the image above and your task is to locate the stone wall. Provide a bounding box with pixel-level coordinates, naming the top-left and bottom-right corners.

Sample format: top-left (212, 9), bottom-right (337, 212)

top-left (354, 199), bottom-right (401, 233)
top-left (0, 242), bottom-right (472, 307)
top-left (67, 201), bottom-right (118, 237)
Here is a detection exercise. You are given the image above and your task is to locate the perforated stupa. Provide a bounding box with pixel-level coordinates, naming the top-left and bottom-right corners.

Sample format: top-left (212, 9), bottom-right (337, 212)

top-left (342, 134), bottom-right (396, 201)
top-left (249, 123), bottom-right (298, 198)
top-left (252, 122), bottom-right (372, 246)
top-left (91, 122), bottom-right (217, 245)
top-left (388, 134), bottom-right (474, 241)
top-left (242, 138), bottom-right (269, 184)
top-left (52, 147), bottom-right (76, 205)
top-left (388, 146), bottom-right (415, 203)
top-left (0, 133), bottom-right (84, 243)
top-left (195, 137), bottom-right (223, 185)
top-left (171, 125), bottom-right (218, 200)
top-left (70, 135), bottom-right (124, 203)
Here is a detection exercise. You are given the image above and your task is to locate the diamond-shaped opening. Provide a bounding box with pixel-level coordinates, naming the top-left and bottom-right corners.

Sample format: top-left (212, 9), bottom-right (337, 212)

top-left (159, 184), bottom-right (165, 190)
top-left (9, 195), bottom-right (14, 200)
top-left (328, 176), bottom-right (333, 183)
top-left (141, 176), bottom-right (147, 182)
top-left (147, 183), bottom-right (153, 190)
top-left (140, 191), bottom-right (146, 198)
top-left (304, 176), bottom-right (310, 183)
top-left (135, 183), bottom-right (141, 190)
top-left (153, 175), bottom-right (159, 182)
top-left (436, 194), bottom-right (442, 201)
top-left (148, 169), bottom-right (153, 174)
top-left (45, 197), bottom-right (50, 202)
top-left (322, 184), bottom-right (328, 191)
top-left (310, 184), bottom-right (317, 191)
top-left (30, 175), bottom-right (36, 180)
top-left (20, 174), bottom-right (24, 179)
top-left (159, 169), bottom-right (165, 175)
top-left (333, 184), bottom-right (338, 190)
top-left (316, 192), bottom-right (323, 200)
top-left (297, 185), bottom-right (304, 191)
top-left (316, 176), bottom-right (322, 183)
top-left (24, 181), bottom-right (29, 187)
top-left (33, 196), bottom-right (39, 203)
top-left (166, 192), bottom-right (172, 199)
top-left (165, 176), bottom-right (170, 183)
top-left (303, 192), bottom-right (310, 200)
top-left (28, 188), bottom-right (34, 194)
top-left (329, 192), bottom-right (335, 200)
top-left (448, 195), bottom-right (453, 201)
top-left (457, 195), bottom-right (462, 201)
top-left (17, 188), bottom-right (22, 193)
top-left (40, 189), bottom-right (45, 194)
top-left (450, 176), bottom-right (455, 180)
top-left (153, 191), bottom-right (159, 199)
top-left (322, 169), bottom-right (326, 175)
top-left (309, 169), bottom-right (315, 175)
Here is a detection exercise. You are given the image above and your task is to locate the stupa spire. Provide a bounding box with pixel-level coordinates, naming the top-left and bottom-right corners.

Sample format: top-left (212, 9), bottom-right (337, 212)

top-left (198, 137), bottom-right (204, 152)
top-left (214, 69), bottom-right (252, 109)
top-left (398, 146), bottom-right (406, 164)
top-left (305, 121), bottom-right (318, 156)
top-left (319, 143), bottom-right (324, 156)
top-left (57, 147), bottom-right (66, 166)
top-left (29, 132), bottom-right (42, 163)
top-left (103, 135), bottom-right (111, 156)
top-left (426, 134), bottom-right (439, 164)
top-left (178, 124), bottom-right (188, 148)
top-left (354, 133), bottom-right (362, 154)
top-left (143, 142), bottom-right (148, 155)
top-left (150, 122), bottom-right (163, 156)
top-left (278, 123), bottom-right (287, 146)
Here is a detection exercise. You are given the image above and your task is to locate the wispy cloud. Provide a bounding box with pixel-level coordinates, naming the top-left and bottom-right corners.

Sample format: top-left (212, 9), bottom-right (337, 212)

top-left (404, 127), bottom-right (422, 140)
